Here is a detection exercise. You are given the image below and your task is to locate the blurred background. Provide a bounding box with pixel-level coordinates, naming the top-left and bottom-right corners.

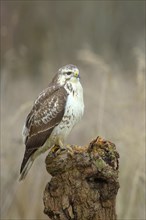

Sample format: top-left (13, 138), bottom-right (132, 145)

top-left (1, 1), bottom-right (145, 219)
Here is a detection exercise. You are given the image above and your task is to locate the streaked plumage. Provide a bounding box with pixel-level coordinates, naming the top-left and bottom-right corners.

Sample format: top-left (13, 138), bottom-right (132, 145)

top-left (19, 64), bottom-right (84, 180)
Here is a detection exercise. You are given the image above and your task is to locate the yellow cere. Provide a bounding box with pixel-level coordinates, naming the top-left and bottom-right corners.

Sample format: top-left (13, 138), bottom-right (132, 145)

top-left (74, 70), bottom-right (79, 78)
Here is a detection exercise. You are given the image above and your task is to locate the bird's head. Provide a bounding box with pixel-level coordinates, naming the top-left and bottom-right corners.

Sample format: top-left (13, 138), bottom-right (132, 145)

top-left (53, 64), bottom-right (80, 85)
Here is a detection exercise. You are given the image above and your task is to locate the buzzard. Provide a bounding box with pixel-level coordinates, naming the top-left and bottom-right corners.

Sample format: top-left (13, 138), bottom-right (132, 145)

top-left (19, 64), bottom-right (84, 180)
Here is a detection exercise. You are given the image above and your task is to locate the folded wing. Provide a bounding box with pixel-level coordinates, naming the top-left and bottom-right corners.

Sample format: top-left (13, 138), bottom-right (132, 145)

top-left (20, 85), bottom-right (68, 173)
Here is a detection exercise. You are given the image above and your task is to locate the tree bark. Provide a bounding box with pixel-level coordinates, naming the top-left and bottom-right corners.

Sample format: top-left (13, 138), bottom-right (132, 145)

top-left (43, 136), bottom-right (120, 220)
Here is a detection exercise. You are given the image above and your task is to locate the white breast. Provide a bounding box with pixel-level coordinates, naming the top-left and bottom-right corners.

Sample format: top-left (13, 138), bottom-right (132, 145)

top-left (51, 80), bottom-right (84, 141)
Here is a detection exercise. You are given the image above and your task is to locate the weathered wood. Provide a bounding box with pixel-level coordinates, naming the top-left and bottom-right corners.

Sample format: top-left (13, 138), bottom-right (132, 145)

top-left (43, 136), bottom-right (120, 220)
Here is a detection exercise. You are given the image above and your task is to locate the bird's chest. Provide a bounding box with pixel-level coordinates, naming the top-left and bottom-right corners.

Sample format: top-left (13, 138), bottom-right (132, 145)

top-left (52, 87), bottom-right (84, 138)
top-left (63, 91), bottom-right (84, 127)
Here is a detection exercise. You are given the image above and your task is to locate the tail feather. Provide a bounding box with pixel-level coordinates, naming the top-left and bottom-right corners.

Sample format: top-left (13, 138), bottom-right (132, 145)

top-left (20, 148), bottom-right (36, 174)
top-left (19, 143), bottom-right (51, 181)
top-left (19, 158), bottom-right (33, 181)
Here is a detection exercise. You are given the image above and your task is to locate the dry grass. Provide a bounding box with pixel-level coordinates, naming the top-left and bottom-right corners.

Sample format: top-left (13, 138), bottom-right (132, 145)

top-left (1, 48), bottom-right (145, 219)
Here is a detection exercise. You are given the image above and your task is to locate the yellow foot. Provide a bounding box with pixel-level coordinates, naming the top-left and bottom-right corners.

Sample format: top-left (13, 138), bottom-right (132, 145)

top-left (50, 144), bottom-right (74, 156)
top-left (50, 144), bottom-right (66, 156)
top-left (66, 144), bottom-right (74, 155)
top-left (50, 145), bottom-right (60, 153)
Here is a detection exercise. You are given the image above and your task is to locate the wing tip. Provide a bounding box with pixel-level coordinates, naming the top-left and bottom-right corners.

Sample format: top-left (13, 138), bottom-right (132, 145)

top-left (19, 157), bottom-right (33, 181)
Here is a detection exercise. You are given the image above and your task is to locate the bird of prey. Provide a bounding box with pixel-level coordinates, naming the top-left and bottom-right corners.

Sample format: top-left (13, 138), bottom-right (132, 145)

top-left (19, 64), bottom-right (84, 180)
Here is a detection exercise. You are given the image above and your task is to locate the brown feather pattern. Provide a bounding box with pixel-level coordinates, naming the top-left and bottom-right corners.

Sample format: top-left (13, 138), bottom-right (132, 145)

top-left (20, 84), bottom-right (68, 173)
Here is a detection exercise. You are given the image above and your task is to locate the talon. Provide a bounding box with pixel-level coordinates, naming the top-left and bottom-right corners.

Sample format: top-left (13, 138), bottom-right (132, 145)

top-left (50, 145), bottom-right (60, 153)
top-left (66, 144), bottom-right (74, 155)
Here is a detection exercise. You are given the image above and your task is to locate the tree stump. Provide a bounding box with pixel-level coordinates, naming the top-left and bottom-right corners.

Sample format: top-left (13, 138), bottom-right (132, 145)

top-left (43, 136), bottom-right (120, 220)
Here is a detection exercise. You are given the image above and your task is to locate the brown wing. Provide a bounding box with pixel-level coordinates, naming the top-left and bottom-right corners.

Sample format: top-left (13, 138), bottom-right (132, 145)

top-left (20, 85), bottom-right (68, 173)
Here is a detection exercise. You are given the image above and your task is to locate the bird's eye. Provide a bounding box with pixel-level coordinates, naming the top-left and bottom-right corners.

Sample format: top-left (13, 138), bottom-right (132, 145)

top-left (66, 71), bottom-right (72, 75)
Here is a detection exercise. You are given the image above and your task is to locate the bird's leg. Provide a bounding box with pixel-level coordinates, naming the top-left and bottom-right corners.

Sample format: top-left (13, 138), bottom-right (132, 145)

top-left (65, 144), bottom-right (74, 155)
top-left (50, 138), bottom-right (66, 155)
top-left (50, 138), bottom-right (74, 155)
top-left (58, 139), bottom-right (73, 154)
top-left (50, 144), bottom-right (60, 154)
top-left (58, 138), bottom-right (68, 150)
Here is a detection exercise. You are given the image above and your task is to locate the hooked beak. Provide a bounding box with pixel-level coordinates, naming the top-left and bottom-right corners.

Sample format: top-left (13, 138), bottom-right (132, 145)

top-left (74, 70), bottom-right (80, 79)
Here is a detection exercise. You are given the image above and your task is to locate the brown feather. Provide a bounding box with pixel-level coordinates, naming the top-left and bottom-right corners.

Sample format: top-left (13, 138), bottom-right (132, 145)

top-left (20, 85), bottom-right (68, 173)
